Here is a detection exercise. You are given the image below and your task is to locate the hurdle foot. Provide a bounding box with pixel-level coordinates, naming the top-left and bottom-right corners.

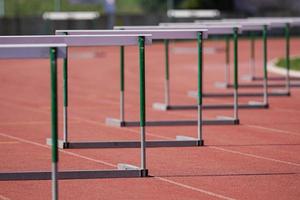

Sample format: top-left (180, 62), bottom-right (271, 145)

top-left (105, 118), bottom-right (126, 127)
top-left (176, 135), bottom-right (204, 146)
top-left (117, 164), bottom-right (149, 176)
top-left (248, 101), bottom-right (269, 108)
top-left (46, 138), bottom-right (69, 149)
top-left (271, 89), bottom-right (291, 96)
top-left (152, 103), bottom-right (170, 111)
top-left (242, 75), bottom-right (254, 81)
top-left (216, 116), bottom-right (239, 125)
top-left (214, 81), bottom-right (229, 88)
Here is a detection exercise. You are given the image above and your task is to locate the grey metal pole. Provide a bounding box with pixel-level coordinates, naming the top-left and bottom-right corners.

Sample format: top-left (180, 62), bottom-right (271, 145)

top-left (233, 28), bottom-right (239, 121)
top-left (55, 0), bottom-right (61, 12)
top-left (50, 47), bottom-right (59, 200)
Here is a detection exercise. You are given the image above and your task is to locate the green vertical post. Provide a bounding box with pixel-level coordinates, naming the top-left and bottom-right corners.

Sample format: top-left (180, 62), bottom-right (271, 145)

top-left (50, 47), bottom-right (58, 200)
top-left (263, 25), bottom-right (268, 105)
top-left (138, 36), bottom-right (146, 173)
top-left (250, 32), bottom-right (255, 79)
top-left (63, 32), bottom-right (68, 144)
top-left (120, 45), bottom-right (125, 121)
top-left (164, 39), bottom-right (170, 105)
top-left (233, 27), bottom-right (239, 121)
top-left (197, 32), bottom-right (203, 145)
top-left (225, 36), bottom-right (230, 84)
top-left (285, 23), bottom-right (290, 93)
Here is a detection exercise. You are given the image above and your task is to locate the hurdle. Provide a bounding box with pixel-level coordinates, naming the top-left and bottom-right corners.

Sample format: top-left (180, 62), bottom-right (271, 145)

top-left (0, 35), bottom-right (154, 186)
top-left (54, 29), bottom-right (208, 149)
top-left (186, 20), bottom-right (288, 108)
top-left (244, 17), bottom-right (300, 88)
top-left (160, 22), bottom-right (274, 109)
top-left (217, 18), bottom-right (300, 90)
top-left (113, 25), bottom-right (241, 124)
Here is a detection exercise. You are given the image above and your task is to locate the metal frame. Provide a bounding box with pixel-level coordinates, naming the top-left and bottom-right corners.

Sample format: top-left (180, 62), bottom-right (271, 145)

top-left (244, 18), bottom-right (300, 83)
top-left (54, 29), bottom-right (207, 149)
top-left (112, 25), bottom-right (240, 125)
top-left (151, 23), bottom-right (268, 112)
top-left (0, 36), bottom-right (155, 199)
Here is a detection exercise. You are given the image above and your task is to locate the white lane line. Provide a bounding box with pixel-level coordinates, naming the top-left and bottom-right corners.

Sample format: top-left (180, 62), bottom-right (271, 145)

top-left (245, 124), bottom-right (300, 137)
top-left (0, 132), bottom-right (115, 168)
top-left (1, 99), bottom-right (299, 168)
top-left (156, 177), bottom-right (236, 200)
top-left (0, 131), bottom-right (236, 200)
top-left (0, 194), bottom-right (11, 200)
top-left (210, 146), bottom-right (300, 167)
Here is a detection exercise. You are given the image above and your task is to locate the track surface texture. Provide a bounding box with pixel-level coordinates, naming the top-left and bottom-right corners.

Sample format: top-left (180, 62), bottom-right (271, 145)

top-left (0, 38), bottom-right (299, 200)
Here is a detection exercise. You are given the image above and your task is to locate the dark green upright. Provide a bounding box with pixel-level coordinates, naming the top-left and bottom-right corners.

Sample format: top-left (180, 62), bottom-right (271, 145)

top-left (285, 23), bottom-right (290, 92)
top-left (50, 47), bottom-right (58, 163)
top-left (120, 46), bottom-right (125, 92)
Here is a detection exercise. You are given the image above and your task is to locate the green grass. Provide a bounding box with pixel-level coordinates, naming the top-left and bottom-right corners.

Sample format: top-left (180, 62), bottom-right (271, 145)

top-left (3, 0), bottom-right (143, 17)
top-left (276, 57), bottom-right (300, 71)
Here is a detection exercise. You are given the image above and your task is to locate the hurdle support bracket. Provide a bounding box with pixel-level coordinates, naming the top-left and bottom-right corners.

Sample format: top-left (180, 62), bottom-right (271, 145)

top-left (0, 167), bottom-right (147, 181)
top-left (46, 137), bottom-right (204, 149)
top-left (105, 117), bottom-right (238, 127)
top-left (188, 90), bottom-right (290, 98)
top-left (152, 102), bottom-right (267, 110)
top-left (215, 82), bottom-right (300, 88)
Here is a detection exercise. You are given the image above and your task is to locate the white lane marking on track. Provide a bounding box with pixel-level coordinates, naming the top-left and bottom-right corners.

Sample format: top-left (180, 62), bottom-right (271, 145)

top-left (0, 194), bottom-right (11, 200)
top-left (156, 177), bottom-right (236, 200)
top-left (210, 146), bottom-right (300, 167)
top-left (1, 99), bottom-right (299, 167)
top-left (245, 124), bottom-right (300, 137)
top-left (0, 131), bottom-right (236, 200)
top-left (0, 132), bottom-right (115, 168)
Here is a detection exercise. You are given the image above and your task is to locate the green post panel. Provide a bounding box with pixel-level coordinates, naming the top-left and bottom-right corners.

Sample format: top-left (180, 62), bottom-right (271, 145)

top-left (164, 39), bottom-right (170, 80)
top-left (197, 32), bottom-right (203, 105)
top-left (63, 32), bottom-right (68, 107)
top-left (226, 36), bottom-right (230, 65)
top-left (139, 36), bottom-right (146, 127)
top-left (251, 32), bottom-right (255, 60)
top-left (263, 25), bottom-right (268, 80)
top-left (120, 46), bottom-right (125, 91)
top-left (233, 28), bottom-right (238, 90)
top-left (285, 23), bottom-right (290, 72)
top-left (50, 47), bottom-right (58, 163)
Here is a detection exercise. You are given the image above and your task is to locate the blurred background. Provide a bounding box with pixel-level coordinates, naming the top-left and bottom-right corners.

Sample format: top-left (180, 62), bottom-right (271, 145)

top-left (0, 0), bottom-right (299, 35)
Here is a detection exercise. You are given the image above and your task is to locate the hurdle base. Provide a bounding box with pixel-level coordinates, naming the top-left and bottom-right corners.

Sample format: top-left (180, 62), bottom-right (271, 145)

top-left (152, 102), bottom-right (267, 110)
top-left (214, 81), bottom-right (230, 89)
top-left (0, 167), bottom-right (148, 181)
top-left (46, 137), bottom-right (204, 149)
top-left (105, 117), bottom-right (237, 127)
top-left (243, 75), bottom-right (300, 81)
top-left (188, 90), bottom-right (290, 98)
top-left (242, 75), bottom-right (255, 81)
top-left (215, 82), bottom-right (300, 88)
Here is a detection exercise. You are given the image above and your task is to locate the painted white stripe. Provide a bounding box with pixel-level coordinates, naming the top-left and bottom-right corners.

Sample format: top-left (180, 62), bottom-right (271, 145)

top-left (156, 177), bottom-right (236, 200)
top-left (0, 194), bottom-right (11, 200)
top-left (0, 131), bottom-right (236, 200)
top-left (210, 146), bottom-right (300, 167)
top-left (0, 132), bottom-right (115, 168)
top-left (245, 124), bottom-right (300, 137)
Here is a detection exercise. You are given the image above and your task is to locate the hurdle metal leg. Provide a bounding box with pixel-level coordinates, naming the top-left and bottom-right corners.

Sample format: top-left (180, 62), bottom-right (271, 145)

top-left (50, 47), bottom-right (59, 200)
top-left (110, 34), bottom-right (238, 127)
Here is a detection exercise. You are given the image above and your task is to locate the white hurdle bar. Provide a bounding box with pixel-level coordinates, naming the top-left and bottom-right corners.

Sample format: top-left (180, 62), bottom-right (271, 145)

top-left (55, 29), bottom-right (208, 148)
top-left (0, 35), bottom-right (154, 185)
top-left (113, 26), bottom-right (241, 124)
top-left (219, 18), bottom-right (300, 90)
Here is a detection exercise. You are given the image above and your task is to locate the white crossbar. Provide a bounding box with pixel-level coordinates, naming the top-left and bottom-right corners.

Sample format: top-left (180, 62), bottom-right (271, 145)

top-left (56, 29), bottom-right (208, 40)
top-left (0, 44), bottom-right (67, 59)
top-left (114, 25), bottom-right (237, 35)
top-left (0, 35), bottom-right (152, 46)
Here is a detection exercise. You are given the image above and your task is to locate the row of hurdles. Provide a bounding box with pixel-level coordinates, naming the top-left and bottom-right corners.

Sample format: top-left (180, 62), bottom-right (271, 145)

top-left (0, 17), bottom-right (299, 200)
